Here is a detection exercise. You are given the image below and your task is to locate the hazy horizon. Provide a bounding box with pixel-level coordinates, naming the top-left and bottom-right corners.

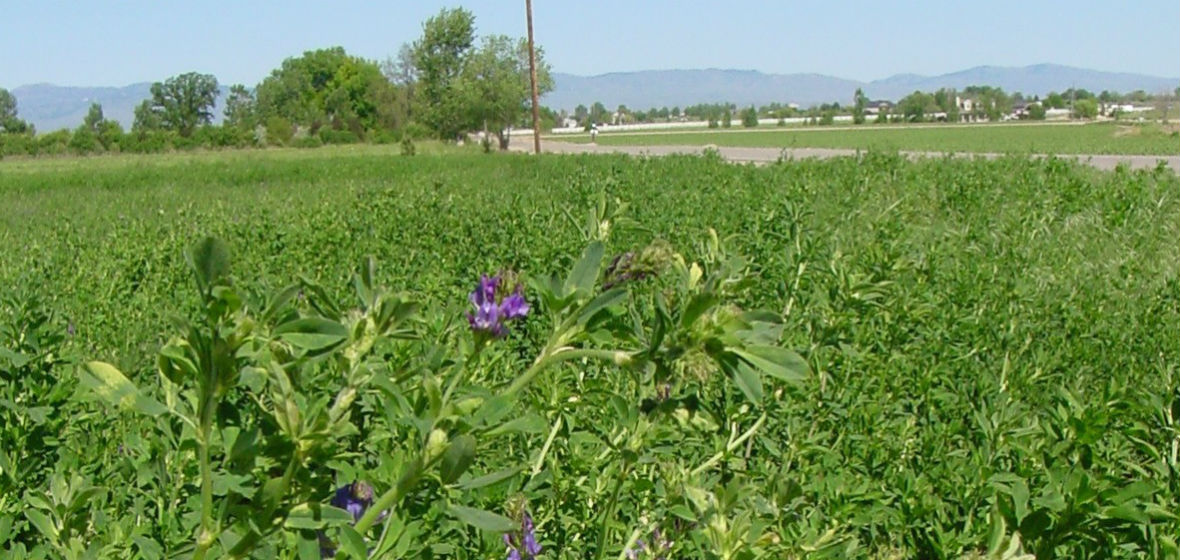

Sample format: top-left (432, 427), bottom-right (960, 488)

top-left (8, 63), bottom-right (1180, 91)
top-left (2, 0), bottom-right (1177, 89)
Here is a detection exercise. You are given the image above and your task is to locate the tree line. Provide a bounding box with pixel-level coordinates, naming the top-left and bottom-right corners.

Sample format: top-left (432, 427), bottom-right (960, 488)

top-left (0, 7), bottom-right (552, 157)
top-left (564, 85), bottom-right (1180, 130)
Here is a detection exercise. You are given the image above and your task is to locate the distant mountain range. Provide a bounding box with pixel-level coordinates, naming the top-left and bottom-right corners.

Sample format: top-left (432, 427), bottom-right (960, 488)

top-left (8, 83), bottom-right (230, 133)
top-left (546, 64), bottom-right (1179, 111)
top-left (7, 64), bottom-right (1177, 131)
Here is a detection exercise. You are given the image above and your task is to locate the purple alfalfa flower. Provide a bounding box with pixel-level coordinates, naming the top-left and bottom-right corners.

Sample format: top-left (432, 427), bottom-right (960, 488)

top-left (522, 511), bottom-right (541, 557)
top-left (472, 274), bottom-right (498, 306)
top-left (626, 525), bottom-right (674, 560)
top-left (320, 481), bottom-right (378, 558)
top-left (467, 273), bottom-right (529, 338)
top-left (469, 297), bottom-right (506, 337)
top-left (504, 534), bottom-right (523, 560)
top-left (503, 509), bottom-right (541, 559)
top-left (67, 321), bottom-right (75, 336)
top-left (652, 526), bottom-right (673, 554)
top-left (500, 286), bottom-right (529, 320)
top-left (626, 538), bottom-right (646, 560)
top-left (331, 481), bottom-right (375, 522)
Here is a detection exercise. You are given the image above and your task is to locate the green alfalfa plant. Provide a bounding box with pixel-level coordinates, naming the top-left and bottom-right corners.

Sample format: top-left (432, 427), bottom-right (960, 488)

top-left (79, 237), bottom-right (425, 558)
top-left (73, 213), bottom-right (811, 558)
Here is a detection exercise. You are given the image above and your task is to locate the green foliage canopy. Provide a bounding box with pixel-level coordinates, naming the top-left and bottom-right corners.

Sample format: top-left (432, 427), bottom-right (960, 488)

top-left (461, 35), bottom-right (553, 148)
top-left (146, 72), bottom-right (220, 137)
top-left (412, 7), bottom-right (477, 140)
top-left (255, 47), bottom-right (394, 134)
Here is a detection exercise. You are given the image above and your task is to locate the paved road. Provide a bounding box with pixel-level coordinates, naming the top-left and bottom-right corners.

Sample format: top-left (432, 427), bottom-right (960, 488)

top-left (510, 138), bottom-right (1180, 173)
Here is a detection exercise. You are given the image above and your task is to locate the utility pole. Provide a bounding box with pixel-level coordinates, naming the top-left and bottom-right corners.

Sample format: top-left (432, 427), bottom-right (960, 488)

top-left (526, 0), bottom-right (541, 154)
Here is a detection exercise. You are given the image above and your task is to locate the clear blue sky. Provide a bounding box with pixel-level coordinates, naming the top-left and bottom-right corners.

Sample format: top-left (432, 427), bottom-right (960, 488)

top-left (2, 0), bottom-right (1177, 88)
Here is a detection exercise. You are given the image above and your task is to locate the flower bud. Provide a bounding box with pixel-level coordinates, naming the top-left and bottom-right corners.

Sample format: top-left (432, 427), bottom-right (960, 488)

top-left (425, 428), bottom-right (449, 463)
top-left (454, 396), bottom-right (484, 416)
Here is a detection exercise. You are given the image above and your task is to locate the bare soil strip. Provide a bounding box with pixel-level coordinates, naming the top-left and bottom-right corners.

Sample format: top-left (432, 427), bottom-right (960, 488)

top-left (513, 138), bottom-right (1180, 173)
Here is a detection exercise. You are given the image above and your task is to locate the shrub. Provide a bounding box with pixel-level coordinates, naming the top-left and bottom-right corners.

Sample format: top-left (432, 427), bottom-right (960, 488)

top-left (122, 130), bottom-right (173, 153)
top-left (292, 136), bottom-right (322, 149)
top-left (0, 133), bottom-right (37, 157)
top-left (401, 121), bottom-right (433, 140)
top-left (172, 132), bottom-right (204, 151)
top-left (371, 129), bottom-right (401, 144)
top-left (96, 121), bottom-right (124, 151)
top-left (69, 125), bottom-right (100, 154)
top-left (37, 129), bottom-right (72, 156)
top-left (265, 116), bottom-right (294, 146)
top-left (319, 128), bottom-right (360, 145)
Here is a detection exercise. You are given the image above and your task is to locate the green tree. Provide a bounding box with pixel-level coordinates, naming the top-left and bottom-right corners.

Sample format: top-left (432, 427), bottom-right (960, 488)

top-left (899, 91), bottom-right (935, 122)
top-left (223, 85), bottom-right (257, 130)
top-left (589, 101), bottom-right (608, 125)
top-left (256, 48), bottom-right (392, 134)
top-left (852, 88), bottom-right (867, 124)
top-left (740, 106), bottom-right (758, 127)
top-left (461, 34), bottom-right (553, 149)
top-left (412, 7), bottom-right (476, 140)
top-left (983, 89), bottom-right (1012, 121)
top-left (615, 104), bottom-right (630, 124)
top-left (83, 103), bottom-right (105, 132)
top-left (0, 88), bottom-right (15, 121)
top-left (147, 72), bottom-right (220, 137)
top-left (81, 103), bottom-right (122, 150)
top-left (1063, 88), bottom-right (1094, 103)
top-left (0, 88), bottom-right (31, 134)
top-left (573, 104), bottom-right (589, 126)
top-left (1045, 92), bottom-right (1066, 109)
top-left (1098, 90), bottom-right (1119, 105)
top-left (1072, 98), bottom-right (1098, 119)
top-left (1027, 102), bottom-right (1047, 120)
top-left (380, 44), bottom-right (418, 132)
top-left (721, 109), bottom-right (732, 128)
top-left (934, 87), bottom-right (959, 121)
top-left (534, 105), bottom-right (558, 131)
top-left (133, 99), bottom-right (163, 133)
top-left (322, 57), bottom-right (393, 134)
top-left (962, 85), bottom-right (1011, 121)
